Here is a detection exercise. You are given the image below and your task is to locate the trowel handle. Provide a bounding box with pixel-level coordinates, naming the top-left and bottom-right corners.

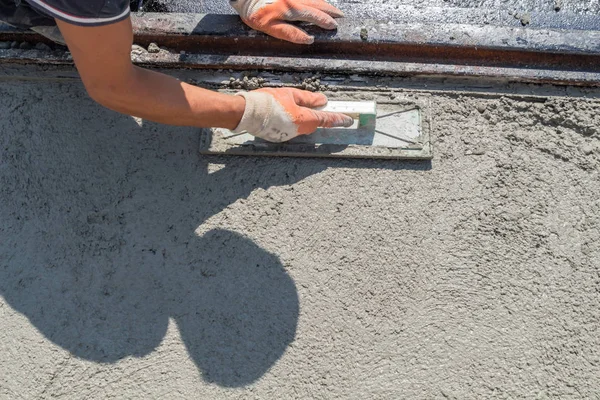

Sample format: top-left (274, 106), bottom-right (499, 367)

top-left (316, 101), bottom-right (377, 127)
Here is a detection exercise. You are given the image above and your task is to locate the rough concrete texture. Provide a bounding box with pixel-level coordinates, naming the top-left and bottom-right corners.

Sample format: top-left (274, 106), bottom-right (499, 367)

top-left (1, 77), bottom-right (600, 399)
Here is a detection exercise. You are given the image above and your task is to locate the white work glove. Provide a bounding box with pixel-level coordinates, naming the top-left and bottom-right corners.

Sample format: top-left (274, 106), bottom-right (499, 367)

top-left (233, 88), bottom-right (354, 142)
top-left (230, 0), bottom-right (344, 44)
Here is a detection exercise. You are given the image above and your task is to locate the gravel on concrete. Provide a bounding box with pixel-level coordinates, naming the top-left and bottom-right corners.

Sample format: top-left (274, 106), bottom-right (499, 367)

top-left (1, 77), bottom-right (599, 398)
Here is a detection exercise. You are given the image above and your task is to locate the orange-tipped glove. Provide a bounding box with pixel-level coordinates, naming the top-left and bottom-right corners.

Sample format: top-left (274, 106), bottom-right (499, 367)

top-left (230, 0), bottom-right (344, 44)
top-left (233, 88), bottom-right (354, 142)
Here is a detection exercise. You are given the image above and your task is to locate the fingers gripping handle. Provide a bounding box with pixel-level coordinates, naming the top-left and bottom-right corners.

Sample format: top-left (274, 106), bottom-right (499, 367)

top-left (232, 90), bottom-right (356, 142)
top-left (316, 101), bottom-right (377, 127)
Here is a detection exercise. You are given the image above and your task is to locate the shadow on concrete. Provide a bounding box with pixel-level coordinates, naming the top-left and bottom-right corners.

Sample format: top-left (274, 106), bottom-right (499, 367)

top-left (0, 85), bottom-right (430, 386)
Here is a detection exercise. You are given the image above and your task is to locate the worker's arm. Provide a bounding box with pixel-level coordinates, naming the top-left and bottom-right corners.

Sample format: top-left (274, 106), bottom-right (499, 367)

top-left (55, 18), bottom-right (352, 139)
top-left (231, 0), bottom-right (344, 44)
top-left (56, 18), bottom-right (245, 129)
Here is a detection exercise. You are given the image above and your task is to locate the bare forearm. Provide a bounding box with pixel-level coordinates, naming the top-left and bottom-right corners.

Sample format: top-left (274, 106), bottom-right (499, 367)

top-left (92, 66), bottom-right (245, 130)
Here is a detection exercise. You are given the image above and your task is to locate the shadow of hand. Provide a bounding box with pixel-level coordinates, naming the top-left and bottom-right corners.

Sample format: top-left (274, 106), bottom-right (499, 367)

top-left (0, 83), bottom-right (428, 387)
top-left (174, 229), bottom-right (298, 387)
top-left (0, 107), bottom-right (315, 386)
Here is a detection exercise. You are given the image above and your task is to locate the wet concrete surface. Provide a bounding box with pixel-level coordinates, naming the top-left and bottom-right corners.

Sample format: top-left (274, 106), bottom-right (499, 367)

top-left (1, 70), bottom-right (599, 398)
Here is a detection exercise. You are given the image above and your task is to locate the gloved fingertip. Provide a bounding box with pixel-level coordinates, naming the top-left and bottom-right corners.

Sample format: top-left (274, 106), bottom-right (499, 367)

top-left (314, 92), bottom-right (328, 104)
top-left (323, 19), bottom-right (338, 29)
top-left (331, 116), bottom-right (354, 127)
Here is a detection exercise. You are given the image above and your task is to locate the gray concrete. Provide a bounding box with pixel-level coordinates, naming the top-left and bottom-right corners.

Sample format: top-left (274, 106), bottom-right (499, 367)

top-left (1, 74), bottom-right (599, 398)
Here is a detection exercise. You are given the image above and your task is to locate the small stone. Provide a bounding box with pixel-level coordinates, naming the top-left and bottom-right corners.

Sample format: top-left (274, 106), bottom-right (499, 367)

top-left (581, 144), bottom-right (594, 155)
top-left (553, 0), bottom-right (562, 11)
top-left (147, 42), bottom-right (160, 53)
top-left (520, 13), bottom-right (531, 26)
top-left (19, 42), bottom-right (32, 50)
top-left (360, 28), bottom-right (368, 41)
top-left (466, 147), bottom-right (486, 156)
top-left (131, 44), bottom-right (146, 56)
top-left (0, 41), bottom-right (10, 49)
top-left (35, 42), bottom-right (51, 51)
top-left (476, 104), bottom-right (487, 113)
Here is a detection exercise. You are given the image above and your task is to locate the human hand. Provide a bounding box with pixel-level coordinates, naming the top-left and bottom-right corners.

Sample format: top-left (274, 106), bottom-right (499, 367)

top-left (230, 0), bottom-right (344, 44)
top-left (233, 88), bottom-right (354, 142)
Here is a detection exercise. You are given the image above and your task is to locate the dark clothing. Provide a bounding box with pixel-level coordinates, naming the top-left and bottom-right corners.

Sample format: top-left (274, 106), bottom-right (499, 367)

top-left (0, 0), bottom-right (55, 28)
top-left (0, 0), bottom-right (129, 29)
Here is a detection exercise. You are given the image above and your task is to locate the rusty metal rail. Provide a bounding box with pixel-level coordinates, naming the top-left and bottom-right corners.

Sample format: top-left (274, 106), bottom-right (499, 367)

top-left (1, 12), bottom-right (600, 86)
